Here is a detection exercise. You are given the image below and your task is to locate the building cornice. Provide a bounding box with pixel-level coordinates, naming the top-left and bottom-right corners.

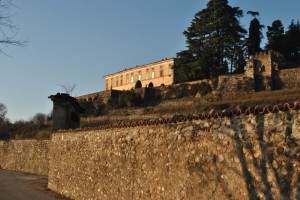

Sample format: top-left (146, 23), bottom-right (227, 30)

top-left (103, 58), bottom-right (174, 79)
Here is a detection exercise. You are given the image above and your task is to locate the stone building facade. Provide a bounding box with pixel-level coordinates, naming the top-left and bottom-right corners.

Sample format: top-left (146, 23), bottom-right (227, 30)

top-left (102, 51), bottom-right (299, 94)
top-left (214, 50), bottom-right (300, 96)
top-left (245, 50), bottom-right (298, 91)
top-left (104, 58), bottom-right (174, 90)
top-left (77, 90), bottom-right (112, 104)
top-left (78, 51), bottom-right (300, 107)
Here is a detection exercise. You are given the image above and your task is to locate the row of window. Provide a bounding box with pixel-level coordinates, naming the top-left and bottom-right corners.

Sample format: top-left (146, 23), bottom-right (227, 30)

top-left (107, 65), bottom-right (172, 88)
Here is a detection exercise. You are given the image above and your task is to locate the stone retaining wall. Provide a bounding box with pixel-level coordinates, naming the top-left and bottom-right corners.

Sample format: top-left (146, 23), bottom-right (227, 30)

top-left (216, 74), bottom-right (254, 97)
top-left (48, 110), bottom-right (300, 200)
top-left (0, 140), bottom-right (49, 176)
top-left (278, 68), bottom-right (300, 88)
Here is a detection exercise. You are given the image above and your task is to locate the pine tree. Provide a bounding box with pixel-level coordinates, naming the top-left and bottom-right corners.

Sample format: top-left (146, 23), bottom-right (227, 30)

top-left (174, 50), bottom-right (197, 83)
top-left (174, 0), bottom-right (246, 82)
top-left (266, 20), bottom-right (300, 63)
top-left (265, 20), bottom-right (285, 54)
top-left (285, 20), bottom-right (300, 62)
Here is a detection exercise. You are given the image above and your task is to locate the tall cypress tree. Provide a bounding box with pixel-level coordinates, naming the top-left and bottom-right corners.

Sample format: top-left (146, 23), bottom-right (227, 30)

top-left (174, 0), bottom-right (246, 82)
top-left (247, 11), bottom-right (264, 57)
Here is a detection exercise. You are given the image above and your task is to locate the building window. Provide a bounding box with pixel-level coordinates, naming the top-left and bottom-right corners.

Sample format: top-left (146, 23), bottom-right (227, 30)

top-left (160, 66), bottom-right (164, 77)
top-left (168, 64), bottom-right (173, 76)
top-left (151, 68), bottom-right (155, 79)
top-left (111, 78), bottom-right (114, 87)
top-left (126, 74), bottom-right (129, 84)
top-left (138, 71), bottom-right (142, 80)
top-left (131, 73), bottom-right (134, 83)
top-left (116, 76), bottom-right (119, 86)
top-left (120, 75), bottom-right (123, 85)
top-left (146, 69), bottom-right (149, 80)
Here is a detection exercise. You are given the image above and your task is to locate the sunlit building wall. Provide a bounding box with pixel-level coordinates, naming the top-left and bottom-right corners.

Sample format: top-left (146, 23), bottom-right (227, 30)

top-left (104, 58), bottom-right (174, 90)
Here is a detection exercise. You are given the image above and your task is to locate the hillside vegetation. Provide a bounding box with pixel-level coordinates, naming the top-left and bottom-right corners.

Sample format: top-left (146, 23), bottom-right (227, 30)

top-left (81, 88), bottom-right (300, 127)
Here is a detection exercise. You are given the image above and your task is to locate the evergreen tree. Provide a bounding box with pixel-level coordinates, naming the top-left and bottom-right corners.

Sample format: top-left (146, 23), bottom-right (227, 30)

top-left (265, 20), bottom-right (286, 54)
top-left (285, 20), bottom-right (300, 62)
top-left (135, 80), bottom-right (142, 88)
top-left (247, 11), bottom-right (264, 56)
top-left (174, 0), bottom-right (246, 82)
top-left (234, 47), bottom-right (247, 73)
top-left (266, 20), bottom-right (300, 63)
top-left (174, 50), bottom-right (196, 83)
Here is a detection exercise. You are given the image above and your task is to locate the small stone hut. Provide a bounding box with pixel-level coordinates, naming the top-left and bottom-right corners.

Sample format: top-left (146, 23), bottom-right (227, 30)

top-left (49, 93), bottom-right (84, 131)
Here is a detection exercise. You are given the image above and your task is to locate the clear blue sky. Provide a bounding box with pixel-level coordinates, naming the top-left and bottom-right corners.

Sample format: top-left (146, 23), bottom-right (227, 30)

top-left (1, 0), bottom-right (299, 121)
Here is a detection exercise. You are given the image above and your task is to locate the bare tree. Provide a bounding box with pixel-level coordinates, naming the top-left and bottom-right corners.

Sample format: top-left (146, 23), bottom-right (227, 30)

top-left (0, 103), bottom-right (10, 139)
top-left (0, 0), bottom-right (26, 54)
top-left (31, 112), bottom-right (47, 127)
top-left (0, 103), bottom-right (7, 120)
top-left (57, 83), bottom-right (77, 96)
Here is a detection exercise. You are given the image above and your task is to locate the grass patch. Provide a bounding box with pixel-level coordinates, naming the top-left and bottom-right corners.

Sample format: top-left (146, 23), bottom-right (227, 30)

top-left (81, 88), bottom-right (300, 127)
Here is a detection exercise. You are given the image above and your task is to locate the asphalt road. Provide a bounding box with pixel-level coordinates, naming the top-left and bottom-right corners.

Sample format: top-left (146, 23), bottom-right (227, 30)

top-left (0, 169), bottom-right (69, 200)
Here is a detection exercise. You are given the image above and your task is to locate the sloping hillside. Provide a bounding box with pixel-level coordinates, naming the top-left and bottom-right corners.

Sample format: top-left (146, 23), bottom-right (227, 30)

top-left (81, 88), bottom-right (300, 127)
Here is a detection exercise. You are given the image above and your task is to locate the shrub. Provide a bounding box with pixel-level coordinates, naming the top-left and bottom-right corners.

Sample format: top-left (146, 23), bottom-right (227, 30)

top-left (35, 127), bottom-right (52, 139)
top-left (165, 88), bottom-right (177, 99)
top-left (109, 90), bottom-right (143, 108)
top-left (118, 91), bottom-right (133, 107)
top-left (177, 84), bottom-right (190, 98)
top-left (148, 82), bottom-right (154, 88)
top-left (191, 82), bottom-right (212, 97)
top-left (135, 80), bottom-right (142, 88)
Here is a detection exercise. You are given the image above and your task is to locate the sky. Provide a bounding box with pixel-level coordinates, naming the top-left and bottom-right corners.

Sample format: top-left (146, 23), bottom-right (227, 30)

top-left (0, 0), bottom-right (299, 122)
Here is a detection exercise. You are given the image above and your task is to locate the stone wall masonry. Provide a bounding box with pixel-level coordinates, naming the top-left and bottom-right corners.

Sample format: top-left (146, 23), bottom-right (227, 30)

top-left (278, 67), bottom-right (300, 88)
top-left (48, 110), bottom-right (300, 200)
top-left (77, 90), bottom-right (112, 104)
top-left (0, 140), bottom-right (49, 176)
top-left (216, 74), bottom-right (254, 97)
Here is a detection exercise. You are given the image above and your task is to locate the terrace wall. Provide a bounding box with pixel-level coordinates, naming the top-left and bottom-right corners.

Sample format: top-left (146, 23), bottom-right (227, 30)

top-left (0, 140), bottom-right (49, 176)
top-left (48, 109), bottom-right (300, 200)
top-left (277, 67), bottom-right (300, 88)
top-left (0, 105), bottom-right (299, 199)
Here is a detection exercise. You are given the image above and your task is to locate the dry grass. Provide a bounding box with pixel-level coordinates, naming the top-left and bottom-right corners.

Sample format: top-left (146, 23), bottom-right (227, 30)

top-left (214, 88), bottom-right (300, 106)
top-left (81, 88), bottom-right (300, 127)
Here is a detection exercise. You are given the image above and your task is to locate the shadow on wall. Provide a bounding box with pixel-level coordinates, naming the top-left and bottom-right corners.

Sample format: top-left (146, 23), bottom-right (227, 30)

top-left (272, 71), bottom-right (285, 90)
top-left (229, 114), bottom-right (300, 200)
